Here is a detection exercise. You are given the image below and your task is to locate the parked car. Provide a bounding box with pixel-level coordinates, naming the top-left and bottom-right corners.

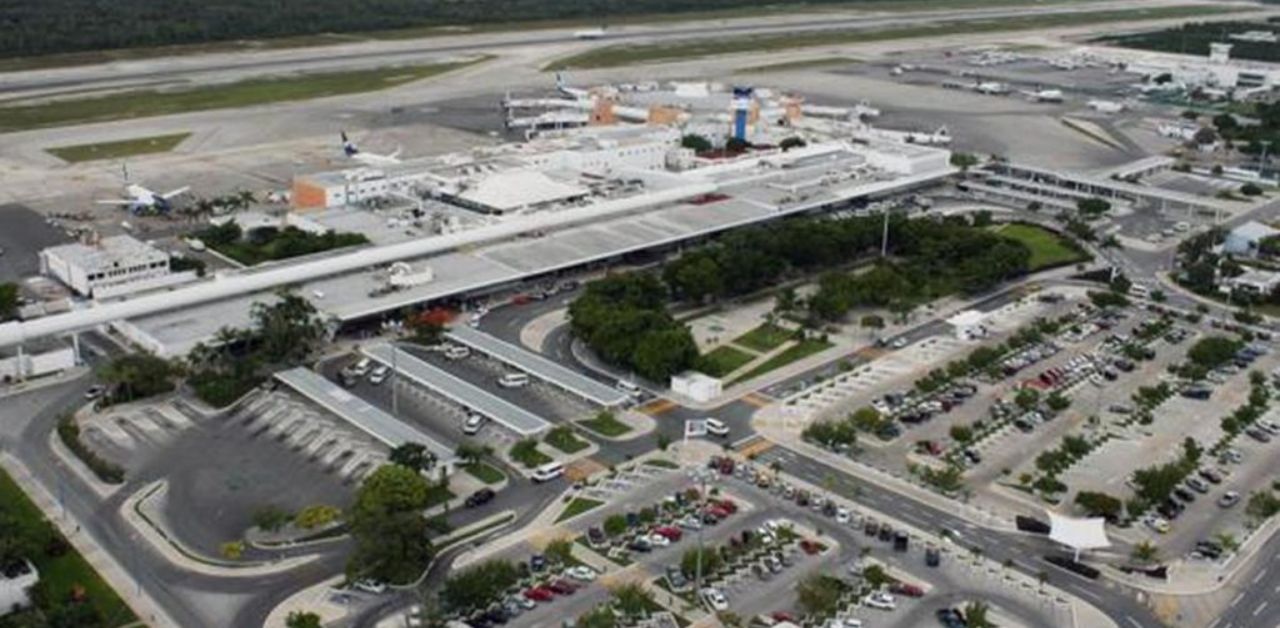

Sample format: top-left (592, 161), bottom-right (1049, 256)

top-left (352, 579), bottom-right (387, 594)
top-left (465, 488), bottom-right (496, 508)
top-left (936, 608), bottom-right (966, 628)
top-left (653, 526), bottom-right (683, 542)
top-left (1217, 491), bottom-right (1241, 508)
top-left (547, 580), bottom-right (578, 595)
top-left (368, 365), bottom-right (391, 385)
top-left (890, 582), bottom-right (925, 597)
top-left (866, 592), bottom-right (897, 610)
top-left (565, 566), bottom-right (597, 582)
top-left (665, 566), bottom-right (689, 592)
top-left (701, 588), bottom-right (730, 612)
top-left (523, 587), bottom-right (554, 602)
top-left (925, 546), bottom-right (942, 567)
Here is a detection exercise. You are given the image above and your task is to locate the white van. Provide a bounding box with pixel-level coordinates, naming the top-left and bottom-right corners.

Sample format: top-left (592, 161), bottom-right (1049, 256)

top-left (444, 346), bottom-right (472, 360)
top-left (616, 379), bottom-right (641, 397)
top-left (499, 372), bottom-right (530, 388)
top-left (531, 462), bottom-right (564, 483)
top-left (351, 358), bottom-right (373, 377)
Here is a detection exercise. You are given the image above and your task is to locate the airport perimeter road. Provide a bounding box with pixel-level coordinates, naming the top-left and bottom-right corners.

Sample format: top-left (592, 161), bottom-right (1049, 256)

top-left (0, 0), bottom-right (1213, 98)
top-left (1209, 529), bottom-right (1280, 628)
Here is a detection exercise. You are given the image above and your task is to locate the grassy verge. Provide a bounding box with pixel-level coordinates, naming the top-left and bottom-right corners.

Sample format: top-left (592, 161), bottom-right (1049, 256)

top-left (545, 426), bottom-right (590, 454)
top-left (734, 323), bottom-right (794, 353)
top-left (463, 461), bottom-right (506, 485)
top-left (643, 458), bottom-right (680, 469)
top-left (555, 497), bottom-right (604, 524)
top-left (0, 57), bottom-right (486, 133)
top-left (46, 132), bottom-right (191, 163)
top-left (991, 223), bottom-right (1088, 271)
top-left (0, 467), bottom-right (137, 626)
top-left (510, 439), bottom-right (553, 468)
top-left (546, 5), bottom-right (1242, 70)
top-left (56, 417), bottom-right (125, 484)
top-left (696, 345), bottom-right (756, 378)
top-left (578, 411), bottom-right (632, 438)
top-left (729, 338), bottom-right (833, 385)
top-left (737, 56), bottom-right (860, 73)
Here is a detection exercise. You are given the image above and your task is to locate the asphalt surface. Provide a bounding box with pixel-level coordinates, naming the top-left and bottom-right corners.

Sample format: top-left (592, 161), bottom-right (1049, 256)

top-left (0, 204), bottom-right (71, 282)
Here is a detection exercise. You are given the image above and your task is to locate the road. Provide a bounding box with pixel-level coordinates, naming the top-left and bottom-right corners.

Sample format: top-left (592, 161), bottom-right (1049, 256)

top-left (0, 0), bottom-right (1212, 98)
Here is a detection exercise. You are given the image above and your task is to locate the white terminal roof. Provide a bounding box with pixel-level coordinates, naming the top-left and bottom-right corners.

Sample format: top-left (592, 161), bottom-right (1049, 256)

top-left (456, 169), bottom-right (587, 212)
top-left (446, 325), bottom-right (628, 407)
top-left (275, 366), bottom-right (457, 464)
top-left (361, 342), bottom-right (552, 436)
top-left (42, 235), bottom-right (166, 267)
top-left (1047, 512), bottom-right (1111, 551)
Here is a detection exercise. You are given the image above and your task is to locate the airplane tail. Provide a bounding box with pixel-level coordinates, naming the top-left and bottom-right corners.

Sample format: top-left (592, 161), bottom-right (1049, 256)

top-left (340, 131), bottom-right (359, 157)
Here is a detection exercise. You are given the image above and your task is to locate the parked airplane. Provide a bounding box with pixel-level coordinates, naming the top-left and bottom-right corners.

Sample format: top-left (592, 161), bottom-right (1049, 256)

top-left (1022, 88), bottom-right (1064, 103)
top-left (95, 165), bottom-right (189, 214)
top-left (554, 72), bottom-right (591, 100)
top-left (973, 81), bottom-right (1009, 95)
top-left (341, 131), bottom-right (401, 166)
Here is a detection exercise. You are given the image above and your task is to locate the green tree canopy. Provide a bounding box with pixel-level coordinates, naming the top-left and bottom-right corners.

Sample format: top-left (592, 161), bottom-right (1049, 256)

top-left (347, 464), bottom-right (434, 583)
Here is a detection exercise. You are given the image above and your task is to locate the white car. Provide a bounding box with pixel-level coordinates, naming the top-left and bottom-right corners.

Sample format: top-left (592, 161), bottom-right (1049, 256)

top-left (648, 533), bottom-right (671, 547)
top-left (865, 592), bottom-right (896, 610)
top-left (350, 358), bottom-right (373, 377)
top-left (701, 587), bottom-right (729, 612)
top-left (565, 566), bottom-right (597, 582)
top-left (368, 365), bottom-right (391, 385)
top-left (835, 507), bottom-right (851, 524)
top-left (705, 418), bottom-right (730, 437)
top-left (462, 414), bottom-right (487, 435)
top-left (1143, 515), bottom-right (1170, 534)
top-left (352, 578), bottom-right (387, 595)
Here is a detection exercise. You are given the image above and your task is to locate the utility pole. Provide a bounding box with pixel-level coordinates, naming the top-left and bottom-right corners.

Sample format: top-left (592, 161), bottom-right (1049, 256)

top-left (880, 209), bottom-right (891, 257)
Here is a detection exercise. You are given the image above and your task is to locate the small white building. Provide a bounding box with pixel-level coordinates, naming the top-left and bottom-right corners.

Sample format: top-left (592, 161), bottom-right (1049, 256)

top-left (39, 235), bottom-right (191, 299)
top-left (947, 309), bottom-right (989, 340)
top-left (671, 371), bottom-right (723, 403)
top-left (0, 560), bottom-right (39, 616)
top-left (0, 338), bottom-right (77, 383)
top-left (1222, 268), bottom-right (1280, 297)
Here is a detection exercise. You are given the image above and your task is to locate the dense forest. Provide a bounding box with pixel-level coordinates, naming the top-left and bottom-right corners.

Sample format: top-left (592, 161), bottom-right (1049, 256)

top-left (2, 0), bottom-right (903, 58)
top-left (1100, 19), bottom-right (1280, 63)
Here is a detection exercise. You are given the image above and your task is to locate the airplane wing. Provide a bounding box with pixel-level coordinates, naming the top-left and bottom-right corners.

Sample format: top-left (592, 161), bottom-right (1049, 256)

top-left (160, 186), bottom-right (190, 199)
top-left (389, 147), bottom-right (403, 160)
top-left (95, 199), bottom-right (134, 205)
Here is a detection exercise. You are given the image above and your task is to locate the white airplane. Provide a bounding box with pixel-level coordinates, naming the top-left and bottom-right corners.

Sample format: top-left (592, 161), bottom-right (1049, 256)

top-left (95, 166), bottom-right (189, 214)
top-left (554, 72), bottom-right (591, 100)
top-left (573, 27), bottom-right (606, 40)
top-left (341, 131), bottom-right (401, 166)
top-left (973, 81), bottom-right (1009, 95)
top-left (1021, 88), bottom-right (1064, 103)
top-left (1087, 99), bottom-right (1126, 114)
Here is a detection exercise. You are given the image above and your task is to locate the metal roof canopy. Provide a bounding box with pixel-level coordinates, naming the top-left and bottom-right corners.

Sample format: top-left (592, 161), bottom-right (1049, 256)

top-left (274, 367), bottom-right (457, 465)
top-left (446, 325), bottom-right (628, 407)
top-left (362, 342), bottom-right (552, 436)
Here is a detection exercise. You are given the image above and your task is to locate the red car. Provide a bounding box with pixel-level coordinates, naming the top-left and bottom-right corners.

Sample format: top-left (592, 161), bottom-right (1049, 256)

top-left (890, 582), bottom-right (925, 597)
top-left (524, 587), bottom-right (554, 602)
top-left (653, 526), bottom-right (683, 541)
top-left (548, 579), bottom-right (578, 595)
top-left (705, 505), bottom-right (730, 519)
top-left (771, 612), bottom-right (796, 623)
top-left (716, 498), bottom-right (738, 514)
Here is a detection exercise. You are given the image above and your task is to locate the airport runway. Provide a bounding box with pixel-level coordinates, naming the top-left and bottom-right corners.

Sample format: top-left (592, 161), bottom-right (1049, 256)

top-left (0, 0), bottom-right (1230, 99)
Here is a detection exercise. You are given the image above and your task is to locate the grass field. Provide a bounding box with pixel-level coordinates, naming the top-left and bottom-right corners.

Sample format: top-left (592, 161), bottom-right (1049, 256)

top-left (0, 57), bottom-right (486, 133)
top-left (464, 462), bottom-right (506, 485)
top-left (734, 323), bottom-right (795, 353)
top-left (578, 412), bottom-right (632, 437)
top-left (555, 497), bottom-right (604, 524)
top-left (46, 132), bottom-right (191, 163)
top-left (0, 467), bottom-right (136, 626)
top-left (697, 345), bottom-right (756, 378)
top-left (729, 338), bottom-right (833, 385)
top-left (737, 56), bottom-right (860, 73)
top-left (546, 5), bottom-right (1240, 70)
top-left (992, 223), bottom-right (1088, 270)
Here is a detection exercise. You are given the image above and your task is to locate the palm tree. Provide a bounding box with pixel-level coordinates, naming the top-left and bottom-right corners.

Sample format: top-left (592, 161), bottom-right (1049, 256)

top-left (1131, 541), bottom-right (1160, 564)
top-left (963, 601), bottom-right (994, 628)
top-left (237, 190), bottom-right (257, 208)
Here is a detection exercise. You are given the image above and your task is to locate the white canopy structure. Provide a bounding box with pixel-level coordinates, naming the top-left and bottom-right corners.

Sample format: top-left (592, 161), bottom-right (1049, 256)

top-left (1047, 512), bottom-right (1111, 561)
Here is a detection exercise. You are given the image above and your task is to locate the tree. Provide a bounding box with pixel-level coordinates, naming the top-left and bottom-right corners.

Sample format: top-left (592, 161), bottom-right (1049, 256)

top-left (390, 442), bottom-right (437, 473)
top-left (454, 441), bottom-right (493, 466)
top-left (949, 424), bottom-right (974, 444)
top-left (1245, 490), bottom-right (1280, 521)
top-left (971, 210), bottom-right (993, 228)
top-left (0, 282), bottom-right (18, 321)
top-left (1074, 491), bottom-right (1123, 520)
top-left (545, 537), bottom-right (574, 565)
top-left (779, 136), bottom-right (807, 151)
top-left (440, 559), bottom-right (520, 612)
top-left (1241, 182), bottom-right (1263, 197)
top-left (1015, 388), bottom-right (1040, 410)
top-left (295, 504), bottom-right (341, 530)
top-left (680, 546), bottom-right (722, 579)
top-left (963, 601), bottom-right (994, 628)
top-left (1131, 541), bottom-right (1159, 564)
top-left (610, 583), bottom-right (655, 619)
top-left (1188, 336), bottom-right (1243, 370)
top-left (950, 152), bottom-right (980, 171)
top-left (252, 505), bottom-right (292, 532)
top-left (796, 574), bottom-right (846, 617)
top-left (286, 611), bottom-right (323, 628)
top-left (1076, 197), bottom-right (1112, 216)
top-left (680, 134), bottom-right (712, 153)
top-left (603, 514), bottom-right (628, 537)
top-left (347, 464), bottom-right (434, 583)
top-left (860, 314), bottom-right (884, 329)
top-left (1046, 393), bottom-right (1070, 412)
top-left (97, 353), bottom-right (181, 404)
